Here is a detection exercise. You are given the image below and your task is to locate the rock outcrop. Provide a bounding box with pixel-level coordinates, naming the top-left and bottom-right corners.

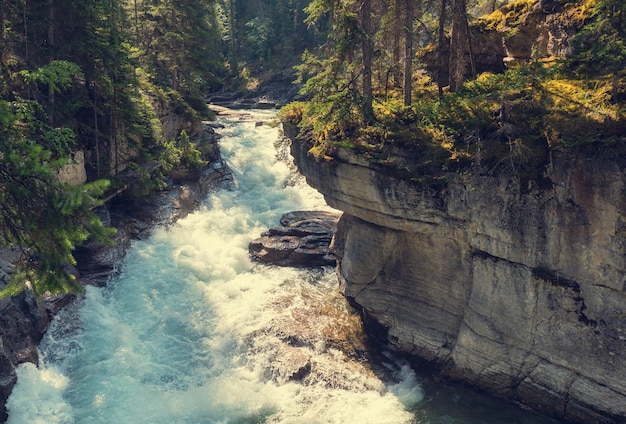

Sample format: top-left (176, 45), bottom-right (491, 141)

top-left (423, 0), bottom-right (589, 82)
top-left (0, 257), bottom-right (60, 422)
top-left (207, 69), bottom-right (303, 110)
top-left (289, 132), bottom-right (626, 423)
top-left (496, 0), bottom-right (583, 64)
top-left (249, 211), bottom-right (341, 267)
top-left (57, 151), bottom-right (88, 186)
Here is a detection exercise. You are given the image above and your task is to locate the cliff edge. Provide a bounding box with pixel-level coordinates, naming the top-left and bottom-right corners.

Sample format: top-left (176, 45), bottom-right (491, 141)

top-left (288, 125), bottom-right (626, 423)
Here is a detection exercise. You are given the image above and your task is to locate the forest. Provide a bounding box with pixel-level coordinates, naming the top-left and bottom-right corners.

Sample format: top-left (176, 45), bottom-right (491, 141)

top-left (0, 0), bottom-right (624, 296)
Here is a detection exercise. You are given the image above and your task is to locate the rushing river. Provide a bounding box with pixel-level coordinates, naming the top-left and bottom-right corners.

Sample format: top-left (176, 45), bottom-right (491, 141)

top-left (6, 110), bottom-right (556, 424)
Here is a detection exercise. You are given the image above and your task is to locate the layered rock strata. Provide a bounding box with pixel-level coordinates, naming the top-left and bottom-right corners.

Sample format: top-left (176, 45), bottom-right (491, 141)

top-left (249, 210), bottom-right (341, 267)
top-left (289, 133), bottom-right (626, 424)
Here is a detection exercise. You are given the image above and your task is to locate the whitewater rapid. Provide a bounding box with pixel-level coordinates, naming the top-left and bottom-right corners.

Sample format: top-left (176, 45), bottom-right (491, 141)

top-left (6, 111), bottom-right (423, 424)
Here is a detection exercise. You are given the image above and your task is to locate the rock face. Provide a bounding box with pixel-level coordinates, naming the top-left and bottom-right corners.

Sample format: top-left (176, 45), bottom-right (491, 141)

top-left (151, 94), bottom-right (199, 143)
top-left (0, 256), bottom-right (70, 423)
top-left (290, 133), bottom-right (626, 423)
top-left (498, 0), bottom-right (581, 64)
top-left (424, 1), bottom-right (587, 83)
top-left (57, 150), bottom-right (88, 186)
top-left (249, 211), bottom-right (341, 267)
top-left (207, 69), bottom-right (303, 110)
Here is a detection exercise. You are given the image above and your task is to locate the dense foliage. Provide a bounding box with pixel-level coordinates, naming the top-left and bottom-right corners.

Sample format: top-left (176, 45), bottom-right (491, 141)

top-left (1, 0), bottom-right (625, 296)
top-left (0, 60), bottom-right (114, 295)
top-left (0, 0), bottom-right (317, 296)
top-left (285, 0), bottom-right (626, 187)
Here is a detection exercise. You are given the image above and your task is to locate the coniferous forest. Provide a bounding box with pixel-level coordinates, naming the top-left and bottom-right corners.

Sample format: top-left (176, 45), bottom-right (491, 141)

top-left (0, 0), bottom-right (318, 296)
top-left (1, 0), bottom-right (625, 296)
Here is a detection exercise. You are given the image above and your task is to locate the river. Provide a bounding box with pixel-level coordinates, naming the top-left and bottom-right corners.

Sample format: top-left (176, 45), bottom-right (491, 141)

top-left (6, 110), bottom-right (556, 424)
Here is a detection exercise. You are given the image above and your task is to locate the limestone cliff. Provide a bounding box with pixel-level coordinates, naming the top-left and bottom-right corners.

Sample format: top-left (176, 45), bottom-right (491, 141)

top-left (289, 129), bottom-right (626, 423)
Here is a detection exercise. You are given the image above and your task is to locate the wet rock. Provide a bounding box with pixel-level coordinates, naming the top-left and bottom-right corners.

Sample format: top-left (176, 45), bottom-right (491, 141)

top-left (254, 101), bottom-right (278, 110)
top-left (0, 341), bottom-right (16, 423)
top-left (265, 345), bottom-right (312, 384)
top-left (208, 69), bottom-right (302, 110)
top-left (249, 211), bottom-right (341, 267)
top-left (0, 270), bottom-right (58, 422)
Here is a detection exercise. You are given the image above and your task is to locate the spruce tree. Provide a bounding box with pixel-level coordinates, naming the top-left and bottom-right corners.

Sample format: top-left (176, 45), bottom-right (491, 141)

top-left (0, 63), bottom-right (114, 297)
top-left (569, 0), bottom-right (625, 102)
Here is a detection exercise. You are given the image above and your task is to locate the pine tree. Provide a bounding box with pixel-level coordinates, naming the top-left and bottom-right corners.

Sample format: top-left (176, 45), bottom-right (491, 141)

top-left (569, 0), bottom-right (626, 102)
top-left (0, 63), bottom-right (114, 297)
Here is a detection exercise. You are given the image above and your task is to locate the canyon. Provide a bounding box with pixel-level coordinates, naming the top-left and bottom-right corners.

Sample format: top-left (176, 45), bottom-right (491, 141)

top-left (288, 126), bottom-right (626, 423)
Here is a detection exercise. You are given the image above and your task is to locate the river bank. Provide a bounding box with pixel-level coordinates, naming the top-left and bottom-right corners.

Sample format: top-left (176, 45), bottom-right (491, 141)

top-left (0, 119), bottom-right (234, 421)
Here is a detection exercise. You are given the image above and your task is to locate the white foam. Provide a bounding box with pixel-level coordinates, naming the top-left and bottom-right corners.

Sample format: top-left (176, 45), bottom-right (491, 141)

top-left (7, 363), bottom-right (73, 424)
top-left (7, 112), bottom-right (420, 424)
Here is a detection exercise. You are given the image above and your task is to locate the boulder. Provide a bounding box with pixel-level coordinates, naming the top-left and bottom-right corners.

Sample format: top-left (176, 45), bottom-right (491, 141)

top-left (249, 211), bottom-right (341, 267)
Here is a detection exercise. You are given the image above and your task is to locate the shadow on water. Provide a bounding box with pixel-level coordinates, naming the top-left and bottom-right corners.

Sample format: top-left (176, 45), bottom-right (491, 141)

top-left (356, 315), bottom-right (559, 424)
top-left (409, 377), bottom-right (560, 424)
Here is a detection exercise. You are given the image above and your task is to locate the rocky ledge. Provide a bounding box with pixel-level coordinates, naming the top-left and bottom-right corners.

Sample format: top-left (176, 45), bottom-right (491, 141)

top-left (288, 126), bottom-right (626, 424)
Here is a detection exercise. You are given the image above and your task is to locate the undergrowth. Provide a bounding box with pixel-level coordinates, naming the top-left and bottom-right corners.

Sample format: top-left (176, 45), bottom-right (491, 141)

top-left (281, 60), bottom-right (626, 189)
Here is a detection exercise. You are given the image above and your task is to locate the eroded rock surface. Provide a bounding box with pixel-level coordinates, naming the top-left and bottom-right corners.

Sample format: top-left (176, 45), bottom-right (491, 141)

top-left (0, 256), bottom-right (65, 423)
top-left (249, 211), bottom-right (341, 267)
top-left (289, 131), bottom-right (626, 424)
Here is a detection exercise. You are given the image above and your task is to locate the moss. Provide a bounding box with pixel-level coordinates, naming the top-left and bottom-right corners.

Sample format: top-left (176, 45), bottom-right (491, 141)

top-left (557, 0), bottom-right (599, 26)
top-left (477, 0), bottom-right (538, 32)
top-left (542, 74), bottom-right (626, 147)
top-left (278, 101), bottom-right (306, 126)
top-left (476, 0), bottom-right (597, 39)
top-left (284, 54), bottom-right (625, 190)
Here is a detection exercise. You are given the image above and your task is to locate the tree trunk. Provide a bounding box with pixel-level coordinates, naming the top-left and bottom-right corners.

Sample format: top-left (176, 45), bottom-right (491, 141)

top-left (170, 4), bottom-right (178, 90)
top-left (404, 0), bottom-right (415, 106)
top-left (1, 0), bottom-right (7, 63)
top-left (362, 0), bottom-right (374, 122)
top-left (134, 0), bottom-right (139, 45)
top-left (393, 0), bottom-right (402, 63)
top-left (463, 0), bottom-right (476, 79)
top-left (392, 0), bottom-right (402, 88)
top-left (23, 0), bottom-right (28, 62)
top-left (449, 0), bottom-right (468, 92)
top-left (293, 0), bottom-right (299, 38)
top-left (94, 82), bottom-right (101, 178)
top-left (228, 0), bottom-right (238, 76)
top-left (437, 0), bottom-right (447, 98)
top-left (47, 0), bottom-right (54, 55)
top-left (48, 0), bottom-right (55, 124)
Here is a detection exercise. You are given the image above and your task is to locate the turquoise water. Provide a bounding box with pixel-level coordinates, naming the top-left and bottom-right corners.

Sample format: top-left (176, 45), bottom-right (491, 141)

top-left (6, 111), bottom-right (555, 424)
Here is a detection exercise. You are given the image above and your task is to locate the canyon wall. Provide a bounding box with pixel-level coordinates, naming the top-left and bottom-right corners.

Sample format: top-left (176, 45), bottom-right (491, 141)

top-left (289, 132), bottom-right (626, 423)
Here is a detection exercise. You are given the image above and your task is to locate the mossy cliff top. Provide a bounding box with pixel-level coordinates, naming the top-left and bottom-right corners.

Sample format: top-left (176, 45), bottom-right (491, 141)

top-left (281, 0), bottom-right (626, 190)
